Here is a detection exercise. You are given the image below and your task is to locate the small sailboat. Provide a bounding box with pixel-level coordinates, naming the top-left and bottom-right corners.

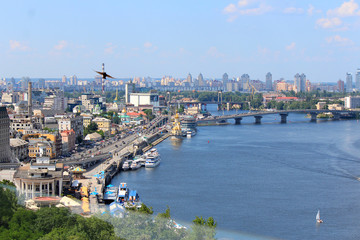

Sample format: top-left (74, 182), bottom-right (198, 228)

top-left (316, 210), bottom-right (323, 223)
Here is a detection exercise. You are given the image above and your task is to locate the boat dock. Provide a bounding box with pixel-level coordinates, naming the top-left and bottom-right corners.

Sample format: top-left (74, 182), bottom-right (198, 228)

top-left (142, 133), bottom-right (170, 153)
top-left (77, 130), bottom-right (169, 213)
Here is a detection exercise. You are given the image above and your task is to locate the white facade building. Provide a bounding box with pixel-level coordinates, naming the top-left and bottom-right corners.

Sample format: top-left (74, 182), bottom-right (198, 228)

top-left (344, 96), bottom-right (360, 109)
top-left (129, 92), bottom-right (159, 107)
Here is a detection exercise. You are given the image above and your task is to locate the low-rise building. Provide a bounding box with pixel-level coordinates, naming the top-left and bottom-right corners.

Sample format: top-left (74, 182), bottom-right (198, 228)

top-left (58, 114), bottom-right (83, 141)
top-left (60, 130), bottom-right (75, 154)
top-left (92, 117), bottom-right (111, 136)
top-left (84, 132), bottom-right (102, 141)
top-left (14, 157), bottom-right (64, 199)
top-left (28, 140), bottom-right (56, 159)
top-left (9, 113), bottom-right (34, 134)
top-left (328, 104), bottom-right (344, 111)
top-left (10, 138), bottom-right (29, 162)
top-left (316, 102), bottom-right (327, 110)
top-left (81, 114), bottom-right (92, 128)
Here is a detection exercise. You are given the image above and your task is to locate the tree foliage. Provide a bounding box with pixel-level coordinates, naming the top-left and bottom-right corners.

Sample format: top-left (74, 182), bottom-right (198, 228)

top-left (0, 186), bottom-right (121, 240)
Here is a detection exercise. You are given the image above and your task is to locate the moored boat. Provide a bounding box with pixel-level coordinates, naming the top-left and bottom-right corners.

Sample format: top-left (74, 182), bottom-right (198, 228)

top-left (133, 155), bottom-right (147, 166)
top-left (122, 160), bottom-right (131, 171)
top-left (145, 155), bottom-right (161, 168)
top-left (130, 160), bottom-right (141, 170)
top-left (186, 129), bottom-right (196, 138)
top-left (117, 182), bottom-right (129, 203)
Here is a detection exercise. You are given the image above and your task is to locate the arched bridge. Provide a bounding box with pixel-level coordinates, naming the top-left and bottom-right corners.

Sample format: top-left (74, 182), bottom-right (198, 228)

top-left (197, 109), bottom-right (360, 125)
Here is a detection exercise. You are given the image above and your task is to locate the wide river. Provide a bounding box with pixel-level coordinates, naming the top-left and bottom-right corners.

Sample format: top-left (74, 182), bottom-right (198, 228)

top-left (112, 105), bottom-right (360, 240)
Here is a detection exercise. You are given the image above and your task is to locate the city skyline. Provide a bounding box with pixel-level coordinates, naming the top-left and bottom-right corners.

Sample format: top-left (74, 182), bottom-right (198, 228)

top-left (1, 0), bottom-right (360, 81)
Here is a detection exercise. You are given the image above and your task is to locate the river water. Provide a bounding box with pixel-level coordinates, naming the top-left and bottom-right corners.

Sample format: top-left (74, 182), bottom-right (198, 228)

top-left (111, 105), bottom-right (360, 240)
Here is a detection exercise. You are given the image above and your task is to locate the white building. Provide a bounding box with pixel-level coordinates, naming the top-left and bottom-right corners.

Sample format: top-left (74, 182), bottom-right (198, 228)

top-left (344, 96), bottom-right (360, 109)
top-left (129, 92), bottom-right (159, 107)
top-left (14, 157), bottom-right (64, 199)
top-left (346, 73), bottom-right (353, 92)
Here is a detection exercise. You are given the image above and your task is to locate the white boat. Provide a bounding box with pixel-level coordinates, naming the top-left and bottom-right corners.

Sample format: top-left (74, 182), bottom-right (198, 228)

top-left (186, 130), bottom-right (196, 138)
top-left (144, 148), bottom-right (160, 158)
top-left (145, 155), bottom-right (161, 168)
top-left (316, 210), bottom-right (323, 223)
top-left (130, 160), bottom-right (141, 170)
top-left (122, 160), bottom-right (131, 171)
top-left (134, 155), bottom-right (147, 166)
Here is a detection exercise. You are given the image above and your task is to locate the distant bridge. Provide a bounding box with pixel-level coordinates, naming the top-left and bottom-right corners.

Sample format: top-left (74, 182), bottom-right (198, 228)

top-left (197, 109), bottom-right (360, 124)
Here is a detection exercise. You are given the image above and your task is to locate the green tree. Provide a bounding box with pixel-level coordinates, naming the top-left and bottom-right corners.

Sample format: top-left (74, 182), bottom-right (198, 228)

top-left (0, 180), bottom-right (18, 228)
top-left (87, 122), bottom-right (99, 132)
top-left (143, 109), bottom-right (155, 121)
top-left (157, 206), bottom-right (171, 219)
top-left (97, 130), bottom-right (105, 139)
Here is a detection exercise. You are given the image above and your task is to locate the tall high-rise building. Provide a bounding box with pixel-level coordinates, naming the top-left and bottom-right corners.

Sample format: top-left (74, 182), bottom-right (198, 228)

top-left (125, 81), bottom-right (136, 103)
top-left (69, 75), bottom-right (77, 86)
top-left (186, 73), bottom-right (192, 83)
top-left (62, 75), bottom-right (67, 83)
top-left (0, 107), bottom-right (11, 163)
top-left (337, 79), bottom-right (345, 92)
top-left (38, 78), bottom-right (45, 89)
top-left (294, 73), bottom-right (306, 93)
top-left (222, 73), bottom-right (228, 91)
top-left (300, 73), bottom-right (306, 92)
top-left (356, 69), bottom-right (360, 90)
top-left (28, 82), bottom-right (32, 117)
top-left (21, 77), bottom-right (30, 92)
top-left (240, 74), bottom-right (250, 90)
top-left (346, 72), bottom-right (353, 92)
top-left (266, 72), bottom-right (272, 91)
top-left (198, 73), bottom-right (204, 87)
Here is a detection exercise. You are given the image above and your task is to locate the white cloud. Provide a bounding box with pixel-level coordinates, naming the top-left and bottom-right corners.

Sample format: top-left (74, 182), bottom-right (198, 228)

top-left (284, 7), bottom-right (304, 14)
top-left (307, 4), bottom-right (322, 16)
top-left (144, 42), bottom-right (153, 48)
top-left (54, 40), bottom-right (68, 51)
top-left (307, 5), bottom-right (315, 15)
top-left (237, 0), bottom-right (253, 7)
top-left (316, 17), bottom-right (342, 28)
top-left (104, 43), bottom-right (117, 54)
top-left (327, 0), bottom-right (360, 17)
top-left (326, 35), bottom-right (354, 45)
top-left (143, 42), bottom-right (158, 52)
top-left (223, 1), bottom-right (272, 22)
top-left (224, 3), bottom-right (237, 13)
top-left (207, 46), bottom-right (225, 58)
top-left (9, 40), bottom-right (29, 51)
top-left (285, 42), bottom-right (296, 50)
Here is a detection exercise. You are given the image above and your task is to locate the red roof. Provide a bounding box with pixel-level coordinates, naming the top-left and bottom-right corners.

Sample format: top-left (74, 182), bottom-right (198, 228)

top-left (127, 112), bottom-right (146, 116)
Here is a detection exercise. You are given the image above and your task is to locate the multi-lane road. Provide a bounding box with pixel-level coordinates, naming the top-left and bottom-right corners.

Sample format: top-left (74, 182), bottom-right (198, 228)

top-left (59, 116), bottom-right (168, 166)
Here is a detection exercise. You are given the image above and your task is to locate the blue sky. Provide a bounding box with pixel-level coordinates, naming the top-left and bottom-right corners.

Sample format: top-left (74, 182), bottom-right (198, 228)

top-left (1, 0), bottom-right (360, 82)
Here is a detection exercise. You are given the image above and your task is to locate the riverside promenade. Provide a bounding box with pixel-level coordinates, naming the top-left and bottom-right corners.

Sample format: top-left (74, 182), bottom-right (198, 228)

top-left (78, 128), bottom-right (170, 214)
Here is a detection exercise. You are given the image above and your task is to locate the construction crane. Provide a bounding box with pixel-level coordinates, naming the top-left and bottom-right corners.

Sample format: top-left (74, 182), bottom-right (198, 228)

top-left (246, 79), bottom-right (258, 111)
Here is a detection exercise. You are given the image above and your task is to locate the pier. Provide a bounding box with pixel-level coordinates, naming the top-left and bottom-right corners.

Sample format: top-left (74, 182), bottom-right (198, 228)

top-left (77, 128), bottom-right (170, 213)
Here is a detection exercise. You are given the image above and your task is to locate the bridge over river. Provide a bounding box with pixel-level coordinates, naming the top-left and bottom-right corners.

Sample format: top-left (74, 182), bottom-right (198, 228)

top-left (197, 109), bottom-right (360, 125)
